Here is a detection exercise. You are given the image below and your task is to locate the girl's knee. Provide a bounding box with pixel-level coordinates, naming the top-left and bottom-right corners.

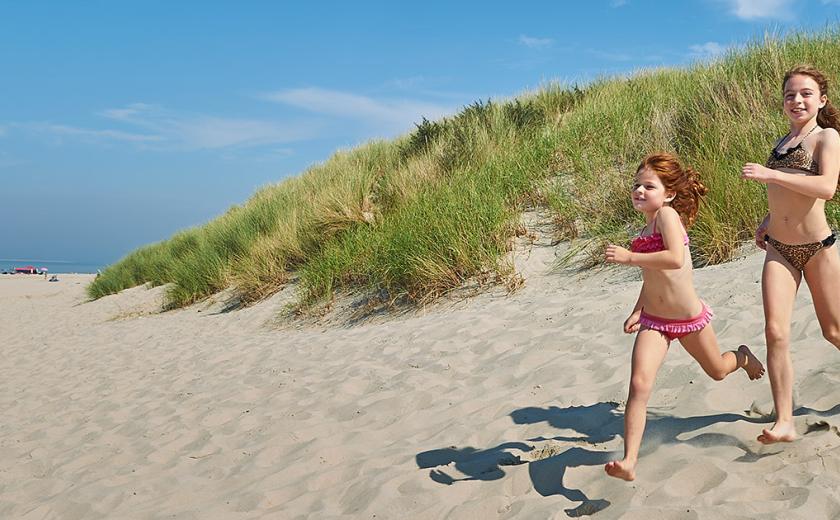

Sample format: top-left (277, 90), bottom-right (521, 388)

top-left (821, 327), bottom-right (840, 348)
top-left (629, 375), bottom-right (654, 399)
top-left (765, 323), bottom-right (790, 346)
top-left (703, 366), bottom-right (728, 381)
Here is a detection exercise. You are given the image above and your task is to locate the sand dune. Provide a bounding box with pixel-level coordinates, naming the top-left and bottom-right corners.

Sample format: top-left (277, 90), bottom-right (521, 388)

top-left (2, 243), bottom-right (840, 519)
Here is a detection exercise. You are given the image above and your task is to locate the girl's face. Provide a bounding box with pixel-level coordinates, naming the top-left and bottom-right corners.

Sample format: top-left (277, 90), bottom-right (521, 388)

top-left (783, 74), bottom-right (827, 125)
top-left (632, 168), bottom-right (673, 214)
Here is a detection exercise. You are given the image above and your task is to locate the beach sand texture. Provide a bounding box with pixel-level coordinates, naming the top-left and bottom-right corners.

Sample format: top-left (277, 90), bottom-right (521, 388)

top-left (2, 244), bottom-right (840, 519)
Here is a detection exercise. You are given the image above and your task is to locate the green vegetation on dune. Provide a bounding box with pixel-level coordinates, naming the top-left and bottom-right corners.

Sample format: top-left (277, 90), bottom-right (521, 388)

top-left (88, 29), bottom-right (840, 310)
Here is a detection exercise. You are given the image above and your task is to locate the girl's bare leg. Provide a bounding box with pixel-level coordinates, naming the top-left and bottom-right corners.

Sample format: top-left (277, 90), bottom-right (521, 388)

top-left (805, 245), bottom-right (840, 350)
top-left (605, 329), bottom-right (668, 481)
top-left (759, 247), bottom-right (801, 444)
top-left (678, 324), bottom-right (765, 380)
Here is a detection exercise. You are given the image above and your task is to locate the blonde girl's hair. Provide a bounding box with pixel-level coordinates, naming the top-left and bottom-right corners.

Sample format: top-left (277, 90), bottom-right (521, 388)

top-left (637, 153), bottom-right (708, 228)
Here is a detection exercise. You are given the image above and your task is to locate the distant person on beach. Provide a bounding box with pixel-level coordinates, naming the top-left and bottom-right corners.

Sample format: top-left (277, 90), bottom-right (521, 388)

top-left (603, 153), bottom-right (765, 481)
top-left (741, 65), bottom-right (840, 445)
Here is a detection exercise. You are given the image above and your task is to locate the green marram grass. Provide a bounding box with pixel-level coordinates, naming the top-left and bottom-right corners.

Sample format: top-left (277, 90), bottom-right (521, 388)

top-left (88, 29), bottom-right (840, 310)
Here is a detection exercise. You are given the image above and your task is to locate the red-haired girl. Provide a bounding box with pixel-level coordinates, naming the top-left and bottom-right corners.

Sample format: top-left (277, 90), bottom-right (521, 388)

top-left (604, 153), bottom-right (764, 481)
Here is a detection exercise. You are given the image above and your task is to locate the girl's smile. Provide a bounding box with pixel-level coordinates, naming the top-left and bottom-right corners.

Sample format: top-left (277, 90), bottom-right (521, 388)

top-left (783, 74), bottom-right (826, 125)
top-left (631, 168), bottom-right (673, 215)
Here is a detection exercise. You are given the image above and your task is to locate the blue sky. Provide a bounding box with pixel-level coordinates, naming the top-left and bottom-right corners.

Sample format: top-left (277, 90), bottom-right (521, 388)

top-left (1, 0), bottom-right (838, 266)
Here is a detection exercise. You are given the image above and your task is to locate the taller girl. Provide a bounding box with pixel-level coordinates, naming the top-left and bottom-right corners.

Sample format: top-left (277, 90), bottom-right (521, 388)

top-left (742, 65), bottom-right (840, 444)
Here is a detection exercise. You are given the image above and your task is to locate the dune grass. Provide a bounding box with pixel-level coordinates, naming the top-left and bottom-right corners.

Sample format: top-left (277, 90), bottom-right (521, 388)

top-left (88, 29), bottom-right (840, 310)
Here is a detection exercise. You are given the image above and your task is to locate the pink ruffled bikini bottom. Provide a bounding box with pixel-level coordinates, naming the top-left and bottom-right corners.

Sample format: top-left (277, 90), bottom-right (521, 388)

top-left (639, 302), bottom-right (713, 342)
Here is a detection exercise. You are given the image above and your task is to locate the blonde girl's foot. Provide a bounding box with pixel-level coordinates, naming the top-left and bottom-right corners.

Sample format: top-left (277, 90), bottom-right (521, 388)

top-left (757, 421), bottom-right (797, 444)
top-left (738, 345), bottom-right (765, 380)
top-left (604, 459), bottom-right (636, 481)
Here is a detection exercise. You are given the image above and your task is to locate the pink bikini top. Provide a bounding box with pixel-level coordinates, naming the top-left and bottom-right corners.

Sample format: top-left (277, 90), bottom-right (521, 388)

top-left (630, 220), bottom-right (689, 253)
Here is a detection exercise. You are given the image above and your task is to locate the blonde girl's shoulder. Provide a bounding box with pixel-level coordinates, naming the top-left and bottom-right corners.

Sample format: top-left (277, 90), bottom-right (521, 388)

top-left (817, 127), bottom-right (840, 144)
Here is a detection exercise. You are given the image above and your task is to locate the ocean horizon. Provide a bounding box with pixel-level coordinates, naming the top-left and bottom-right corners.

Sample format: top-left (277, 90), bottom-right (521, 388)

top-left (0, 259), bottom-right (107, 274)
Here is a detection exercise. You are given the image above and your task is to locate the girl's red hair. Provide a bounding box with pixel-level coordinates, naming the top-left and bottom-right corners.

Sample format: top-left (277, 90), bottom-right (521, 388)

top-left (638, 153), bottom-right (708, 227)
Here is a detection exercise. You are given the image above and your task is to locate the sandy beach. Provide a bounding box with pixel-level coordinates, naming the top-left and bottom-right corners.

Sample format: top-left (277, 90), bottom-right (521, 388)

top-left (2, 242), bottom-right (840, 519)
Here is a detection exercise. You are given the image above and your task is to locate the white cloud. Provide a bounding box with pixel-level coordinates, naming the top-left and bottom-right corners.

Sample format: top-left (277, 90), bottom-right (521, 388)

top-left (610, 0), bottom-right (628, 7)
top-left (0, 125), bottom-right (7, 137)
top-left (20, 122), bottom-right (162, 143)
top-left (726, 0), bottom-right (794, 20)
top-left (519, 35), bottom-right (554, 49)
top-left (99, 103), bottom-right (156, 121)
top-left (261, 87), bottom-right (453, 133)
top-left (96, 104), bottom-right (320, 149)
top-left (689, 41), bottom-right (728, 59)
top-left (9, 92), bottom-right (454, 152)
top-left (8, 105), bottom-right (319, 151)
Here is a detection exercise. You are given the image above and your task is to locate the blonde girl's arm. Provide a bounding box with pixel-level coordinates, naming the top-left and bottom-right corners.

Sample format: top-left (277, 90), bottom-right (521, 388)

top-left (742, 129), bottom-right (840, 200)
top-left (755, 213), bottom-right (770, 250)
top-left (605, 207), bottom-right (685, 270)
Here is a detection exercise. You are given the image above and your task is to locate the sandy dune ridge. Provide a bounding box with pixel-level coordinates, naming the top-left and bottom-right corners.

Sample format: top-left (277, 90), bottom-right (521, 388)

top-left (2, 242), bottom-right (840, 519)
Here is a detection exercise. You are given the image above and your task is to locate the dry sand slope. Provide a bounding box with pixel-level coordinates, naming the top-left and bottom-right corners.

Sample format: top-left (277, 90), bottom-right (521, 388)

top-left (2, 244), bottom-right (840, 519)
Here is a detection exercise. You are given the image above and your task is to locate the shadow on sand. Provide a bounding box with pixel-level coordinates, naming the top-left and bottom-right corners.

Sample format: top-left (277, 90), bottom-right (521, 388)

top-left (416, 400), bottom-right (840, 517)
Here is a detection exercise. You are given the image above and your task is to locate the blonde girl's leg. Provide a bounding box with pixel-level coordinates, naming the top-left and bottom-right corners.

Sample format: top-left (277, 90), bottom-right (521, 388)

top-left (678, 324), bottom-right (765, 381)
top-left (759, 247), bottom-right (801, 444)
top-left (804, 244), bottom-right (840, 349)
top-left (605, 329), bottom-right (669, 481)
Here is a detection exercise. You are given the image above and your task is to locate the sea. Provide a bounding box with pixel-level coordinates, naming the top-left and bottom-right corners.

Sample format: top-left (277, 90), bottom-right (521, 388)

top-left (0, 259), bottom-right (107, 274)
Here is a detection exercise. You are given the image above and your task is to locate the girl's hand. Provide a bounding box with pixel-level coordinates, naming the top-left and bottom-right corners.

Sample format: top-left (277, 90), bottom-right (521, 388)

top-left (755, 216), bottom-right (769, 251)
top-left (624, 310), bottom-right (641, 334)
top-left (605, 244), bottom-right (632, 264)
top-left (741, 163), bottom-right (776, 184)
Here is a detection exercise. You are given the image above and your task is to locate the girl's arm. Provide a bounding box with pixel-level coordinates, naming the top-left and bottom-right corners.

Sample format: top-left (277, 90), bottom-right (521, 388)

top-left (755, 213), bottom-right (770, 250)
top-left (623, 292), bottom-right (644, 334)
top-left (605, 207), bottom-right (685, 270)
top-left (741, 129), bottom-right (840, 200)
top-left (630, 292), bottom-right (644, 313)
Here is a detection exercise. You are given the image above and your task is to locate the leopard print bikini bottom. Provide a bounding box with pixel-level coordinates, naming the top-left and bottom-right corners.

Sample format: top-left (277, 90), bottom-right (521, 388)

top-left (764, 233), bottom-right (837, 271)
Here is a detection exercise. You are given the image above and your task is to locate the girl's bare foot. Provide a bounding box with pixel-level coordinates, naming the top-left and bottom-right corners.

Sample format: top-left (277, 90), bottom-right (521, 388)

top-left (757, 421), bottom-right (797, 444)
top-left (738, 345), bottom-right (765, 380)
top-left (604, 459), bottom-right (636, 481)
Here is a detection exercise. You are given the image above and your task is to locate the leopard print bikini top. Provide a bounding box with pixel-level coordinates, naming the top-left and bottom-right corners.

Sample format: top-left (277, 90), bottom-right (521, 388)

top-left (766, 139), bottom-right (820, 175)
